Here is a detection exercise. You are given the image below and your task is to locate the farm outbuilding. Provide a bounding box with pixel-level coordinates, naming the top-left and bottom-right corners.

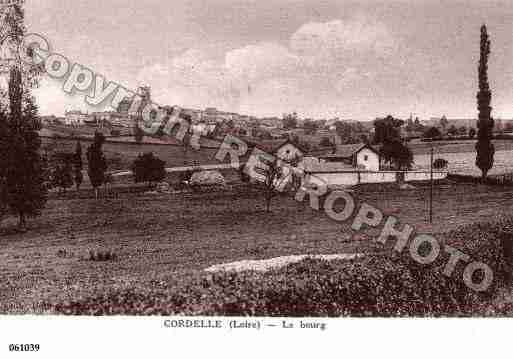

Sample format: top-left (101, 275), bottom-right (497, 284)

top-left (319, 143), bottom-right (380, 171)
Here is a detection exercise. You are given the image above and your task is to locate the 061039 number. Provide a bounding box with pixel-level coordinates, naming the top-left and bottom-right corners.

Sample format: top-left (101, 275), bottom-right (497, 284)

top-left (8, 344), bottom-right (40, 352)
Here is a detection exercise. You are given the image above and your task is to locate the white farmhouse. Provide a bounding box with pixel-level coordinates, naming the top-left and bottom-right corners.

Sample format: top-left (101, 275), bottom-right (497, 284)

top-left (319, 143), bottom-right (380, 171)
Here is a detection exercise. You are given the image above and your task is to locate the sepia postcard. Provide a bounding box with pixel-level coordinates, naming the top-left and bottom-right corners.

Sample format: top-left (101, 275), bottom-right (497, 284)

top-left (1, 0), bottom-right (512, 357)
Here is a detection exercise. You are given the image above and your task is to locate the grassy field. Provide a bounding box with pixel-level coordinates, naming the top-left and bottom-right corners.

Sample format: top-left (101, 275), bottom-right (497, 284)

top-left (41, 136), bottom-right (223, 171)
top-left (1, 181), bottom-right (513, 313)
top-left (409, 138), bottom-right (513, 155)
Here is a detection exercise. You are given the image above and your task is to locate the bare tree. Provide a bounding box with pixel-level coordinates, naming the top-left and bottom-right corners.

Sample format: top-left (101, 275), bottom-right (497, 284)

top-left (260, 157), bottom-right (285, 213)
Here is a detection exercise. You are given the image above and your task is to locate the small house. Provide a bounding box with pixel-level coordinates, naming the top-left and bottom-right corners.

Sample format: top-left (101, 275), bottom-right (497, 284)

top-left (319, 143), bottom-right (380, 171)
top-left (253, 139), bottom-right (305, 163)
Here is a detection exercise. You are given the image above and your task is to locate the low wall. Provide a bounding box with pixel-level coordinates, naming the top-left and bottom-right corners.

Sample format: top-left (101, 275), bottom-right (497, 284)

top-left (404, 171), bottom-right (446, 182)
top-left (306, 170), bottom-right (447, 187)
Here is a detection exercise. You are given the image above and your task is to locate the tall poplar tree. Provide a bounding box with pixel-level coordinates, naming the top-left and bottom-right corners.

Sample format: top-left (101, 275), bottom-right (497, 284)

top-left (0, 102), bottom-right (9, 223)
top-left (74, 141), bottom-right (83, 191)
top-left (476, 24), bottom-right (495, 179)
top-left (5, 66), bottom-right (47, 229)
top-left (87, 132), bottom-right (108, 199)
top-left (0, 2), bottom-right (47, 230)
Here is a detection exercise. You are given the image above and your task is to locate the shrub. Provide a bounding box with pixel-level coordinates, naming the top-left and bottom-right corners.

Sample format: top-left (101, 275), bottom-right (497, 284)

top-left (131, 152), bottom-right (166, 188)
top-left (447, 173), bottom-right (513, 186)
top-left (379, 140), bottom-right (414, 170)
top-left (50, 255), bottom-right (483, 316)
top-left (433, 158), bottom-right (448, 169)
top-left (423, 126), bottom-right (442, 139)
top-left (88, 250), bottom-right (118, 262)
top-left (444, 216), bottom-right (513, 288)
top-left (319, 137), bottom-right (332, 147)
top-left (51, 217), bottom-right (513, 316)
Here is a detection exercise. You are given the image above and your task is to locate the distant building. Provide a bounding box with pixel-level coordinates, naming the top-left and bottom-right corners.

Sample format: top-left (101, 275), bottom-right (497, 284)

top-left (91, 111), bottom-right (132, 129)
top-left (40, 115), bottom-right (62, 125)
top-left (426, 117), bottom-right (475, 130)
top-left (252, 139), bottom-right (306, 162)
top-left (182, 108), bottom-right (203, 123)
top-left (260, 117), bottom-right (283, 128)
top-left (64, 110), bottom-right (89, 126)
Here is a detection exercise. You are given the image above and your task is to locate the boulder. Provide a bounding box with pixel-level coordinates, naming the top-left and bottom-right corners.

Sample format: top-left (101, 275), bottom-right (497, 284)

top-left (190, 170), bottom-right (226, 187)
top-left (399, 183), bottom-right (416, 190)
top-left (156, 181), bottom-right (171, 192)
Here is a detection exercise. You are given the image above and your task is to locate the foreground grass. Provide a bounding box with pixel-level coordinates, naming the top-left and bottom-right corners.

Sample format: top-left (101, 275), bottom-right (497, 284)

top-left (52, 214), bottom-right (513, 317)
top-left (1, 182), bottom-right (513, 314)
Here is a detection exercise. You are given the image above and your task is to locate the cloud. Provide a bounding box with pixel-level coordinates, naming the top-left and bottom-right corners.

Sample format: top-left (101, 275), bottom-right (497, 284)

top-left (225, 42), bottom-right (301, 83)
top-left (33, 77), bottom-right (94, 116)
top-left (290, 17), bottom-right (397, 58)
top-left (134, 16), bottom-right (398, 118)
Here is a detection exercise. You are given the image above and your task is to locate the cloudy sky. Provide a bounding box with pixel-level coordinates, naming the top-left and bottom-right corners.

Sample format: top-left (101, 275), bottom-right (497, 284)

top-left (23, 0), bottom-right (513, 120)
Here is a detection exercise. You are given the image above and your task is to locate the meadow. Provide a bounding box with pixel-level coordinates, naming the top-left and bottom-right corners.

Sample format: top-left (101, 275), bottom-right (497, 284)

top-left (1, 180), bottom-right (513, 313)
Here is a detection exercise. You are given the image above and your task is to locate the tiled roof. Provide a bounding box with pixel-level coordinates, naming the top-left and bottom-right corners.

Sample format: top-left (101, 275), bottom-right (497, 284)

top-left (320, 143), bottom-right (380, 158)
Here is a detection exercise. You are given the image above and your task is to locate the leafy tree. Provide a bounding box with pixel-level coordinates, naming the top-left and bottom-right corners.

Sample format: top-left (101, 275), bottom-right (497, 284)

top-left (74, 141), bottom-right (83, 191)
top-left (319, 137), bottom-right (332, 147)
top-left (0, 105), bottom-right (9, 224)
top-left (423, 126), bottom-right (442, 139)
top-left (475, 24), bottom-right (495, 179)
top-left (50, 152), bottom-right (74, 193)
top-left (4, 67), bottom-right (47, 229)
top-left (373, 115), bottom-right (404, 144)
top-left (303, 119), bottom-right (318, 135)
top-left (447, 125), bottom-right (458, 136)
top-left (468, 127), bottom-right (477, 138)
top-left (87, 131), bottom-right (108, 199)
top-left (0, 3), bottom-right (43, 88)
top-left (334, 121), bottom-right (353, 144)
top-left (439, 116), bottom-right (449, 133)
top-left (131, 152), bottom-right (166, 188)
top-left (282, 112), bottom-right (298, 129)
top-left (0, 3), bottom-right (47, 229)
top-left (380, 140), bottom-right (413, 170)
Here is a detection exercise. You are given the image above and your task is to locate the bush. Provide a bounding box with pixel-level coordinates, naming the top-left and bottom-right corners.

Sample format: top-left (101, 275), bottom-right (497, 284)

top-left (319, 137), bottom-right (332, 147)
top-left (131, 152), bottom-right (166, 188)
top-left (448, 173), bottom-right (513, 186)
top-left (50, 255), bottom-right (486, 316)
top-left (445, 216), bottom-right (513, 287)
top-left (433, 158), bottom-right (448, 169)
top-left (423, 126), bottom-right (442, 139)
top-left (51, 217), bottom-right (513, 316)
top-left (88, 249), bottom-right (118, 262)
